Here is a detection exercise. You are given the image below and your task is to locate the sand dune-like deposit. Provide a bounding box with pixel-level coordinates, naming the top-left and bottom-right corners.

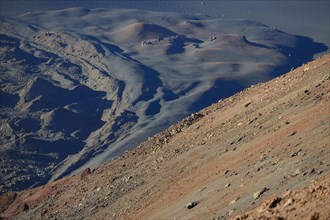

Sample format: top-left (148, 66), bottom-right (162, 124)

top-left (0, 7), bottom-right (327, 193)
top-left (1, 53), bottom-right (329, 220)
top-left (112, 22), bottom-right (177, 43)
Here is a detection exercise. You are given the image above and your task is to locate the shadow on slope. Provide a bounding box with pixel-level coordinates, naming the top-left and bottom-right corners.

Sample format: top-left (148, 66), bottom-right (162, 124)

top-left (165, 35), bottom-right (203, 55)
top-left (81, 34), bottom-right (166, 108)
top-left (1, 77), bottom-right (112, 193)
top-left (0, 90), bottom-right (19, 108)
top-left (0, 34), bottom-right (47, 65)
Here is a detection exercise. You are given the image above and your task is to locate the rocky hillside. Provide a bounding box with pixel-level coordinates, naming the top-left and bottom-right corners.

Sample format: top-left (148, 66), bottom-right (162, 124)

top-left (232, 174), bottom-right (330, 220)
top-left (1, 7), bottom-right (326, 193)
top-left (1, 54), bottom-right (329, 219)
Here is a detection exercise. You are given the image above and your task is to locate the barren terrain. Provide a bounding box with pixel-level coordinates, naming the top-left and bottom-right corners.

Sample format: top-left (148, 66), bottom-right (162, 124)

top-left (1, 8), bottom-right (326, 193)
top-left (1, 54), bottom-right (329, 219)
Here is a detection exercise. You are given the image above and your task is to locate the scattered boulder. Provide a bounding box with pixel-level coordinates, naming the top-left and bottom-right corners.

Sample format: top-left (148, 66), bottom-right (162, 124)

top-left (267, 197), bottom-right (282, 208)
top-left (244, 102), bottom-right (251, 107)
top-left (291, 168), bottom-right (302, 177)
top-left (141, 40), bottom-right (158, 46)
top-left (291, 149), bottom-right (302, 157)
top-left (208, 34), bottom-right (217, 42)
top-left (225, 183), bottom-right (231, 188)
top-left (230, 197), bottom-right (240, 205)
top-left (124, 176), bottom-right (133, 182)
top-left (186, 201), bottom-right (199, 209)
top-left (253, 187), bottom-right (269, 200)
top-left (283, 198), bottom-right (294, 207)
top-left (22, 203), bottom-right (29, 211)
top-left (288, 131), bottom-right (297, 137)
top-left (81, 168), bottom-right (92, 180)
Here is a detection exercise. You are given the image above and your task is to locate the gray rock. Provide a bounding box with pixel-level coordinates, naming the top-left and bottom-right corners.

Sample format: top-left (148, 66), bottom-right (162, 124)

top-left (208, 34), bottom-right (217, 42)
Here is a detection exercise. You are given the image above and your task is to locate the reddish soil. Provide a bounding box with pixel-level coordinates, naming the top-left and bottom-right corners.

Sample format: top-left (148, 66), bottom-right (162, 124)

top-left (1, 54), bottom-right (329, 220)
top-left (232, 174), bottom-right (330, 220)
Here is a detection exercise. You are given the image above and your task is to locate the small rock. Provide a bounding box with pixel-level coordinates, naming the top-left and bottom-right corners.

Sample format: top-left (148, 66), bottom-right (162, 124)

top-left (244, 102), bottom-right (251, 107)
top-left (309, 212), bottom-right (320, 220)
top-left (208, 34), bottom-right (217, 42)
top-left (291, 149), bottom-right (302, 157)
top-left (253, 187), bottom-right (269, 200)
top-left (186, 201), bottom-right (198, 209)
top-left (22, 203), bottom-right (29, 211)
top-left (288, 131), bottom-right (297, 137)
top-left (237, 135), bottom-right (245, 142)
top-left (228, 208), bottom-right (235, 216)
top-left (199, 187), bottom-right (206, 192)
top-left (225, 183), bottom-right (231, 188)
top-left (268, 197), bottom-right (282, 208)
top-left (233, 213), bottom-right (249, 219)
top-left (80, 168), bottom-right (91, 180)
top-left (247, 118), bottom-right (257, 124)
top-left (283, 198), bottom-right (294, 207)
top-left (91, 205), bottom-right (98, 211)
top-left (229, 197), bottom-right (239, 205)
top-left (123, 176), bottom-right (133, 182)
top-left (193, 43), bottom-right (200, 48)
top-left (291, 168), bottom-right (302, 177)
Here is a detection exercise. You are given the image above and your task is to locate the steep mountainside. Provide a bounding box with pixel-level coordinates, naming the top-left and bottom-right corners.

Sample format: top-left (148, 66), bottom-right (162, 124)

top-left (1, 7), bottom-right (326, 193)
top-left (1, 54), bottom-right (329, 220)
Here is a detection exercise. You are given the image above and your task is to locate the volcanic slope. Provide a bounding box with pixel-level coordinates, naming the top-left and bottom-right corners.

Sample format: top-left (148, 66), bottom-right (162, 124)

top-left (1, 54), bottom-right (329, 219)
top-left (232, 174), bottom-right (330, 220)
top-left (0, 7), bottom-right (327, 193)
